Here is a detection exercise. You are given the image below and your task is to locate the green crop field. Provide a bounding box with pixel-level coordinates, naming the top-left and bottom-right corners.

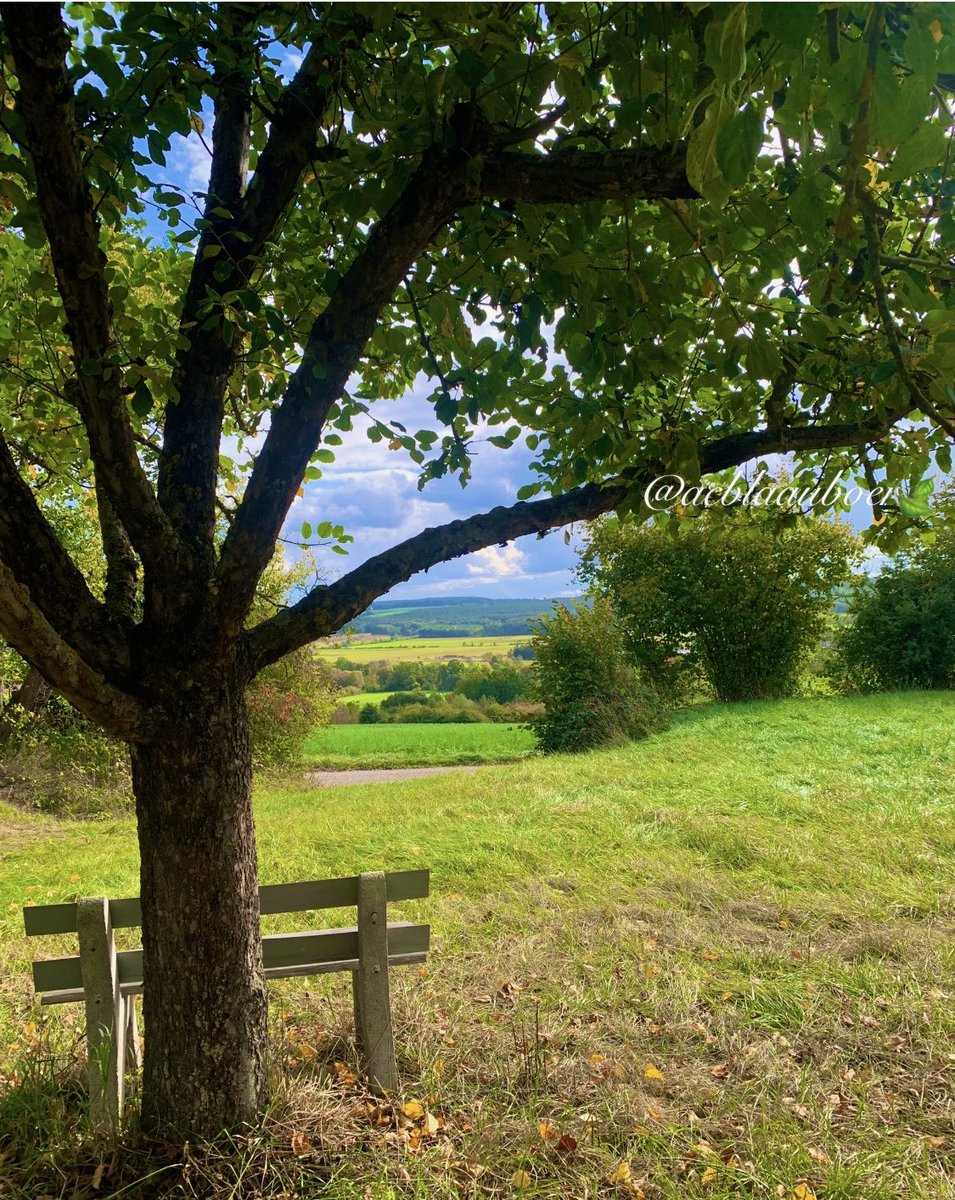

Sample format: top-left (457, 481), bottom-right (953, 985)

top-left (315, 634), bottom-right (528, 664)
top-left (2, 693), bottom-right (955, 1198)
top-left (304, 720), bottom-right (535, 767)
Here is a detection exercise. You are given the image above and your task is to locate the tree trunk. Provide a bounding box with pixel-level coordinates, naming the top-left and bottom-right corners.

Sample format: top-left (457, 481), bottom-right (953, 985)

top-left (0, 665), bottom-right (49, 747)
top-left (129, 676), bottom-right (268, 1139)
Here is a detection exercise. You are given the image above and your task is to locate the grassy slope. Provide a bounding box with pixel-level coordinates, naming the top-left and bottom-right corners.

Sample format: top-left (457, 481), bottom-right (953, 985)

top-left (1, 693), bottom-right (954, 1198)
top-left (304, 721), bottom-right (537, 768)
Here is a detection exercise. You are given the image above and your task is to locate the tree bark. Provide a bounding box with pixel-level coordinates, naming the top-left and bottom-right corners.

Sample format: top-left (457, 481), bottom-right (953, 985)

top-left (130, 675), bottom-right (268, 1139)
top-left (0, 665), bottom-right (49, 748)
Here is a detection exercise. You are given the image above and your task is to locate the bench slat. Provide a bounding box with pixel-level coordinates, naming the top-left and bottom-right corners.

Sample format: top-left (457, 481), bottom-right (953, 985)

top-left (24, 869), bottom-right (430, 936)
top-left (39, 951), bottom-right (429, 1005)
top-left (33, 922), bottom-right (430, 994)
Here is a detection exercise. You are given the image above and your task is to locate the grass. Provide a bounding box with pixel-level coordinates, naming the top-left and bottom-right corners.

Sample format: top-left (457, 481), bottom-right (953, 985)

top-left (304, 721), bottom-right (537, 767)
top-left (1, 691), bottom-right (954, 1197)
top-left (339, 690), bottom-right (397, 707)
top-left (315, 634), bottom-right (528, 663)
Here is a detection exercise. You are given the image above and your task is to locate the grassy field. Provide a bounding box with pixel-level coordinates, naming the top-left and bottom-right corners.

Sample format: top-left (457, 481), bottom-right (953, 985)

top-left (316, 634), bottom-right (529, 663)
top-left (339, 690), bottom-right (397, 707)
top-left (1, 692), bottom-right (954, 1197)
top-left (305, 721), bottom-right (536, 767)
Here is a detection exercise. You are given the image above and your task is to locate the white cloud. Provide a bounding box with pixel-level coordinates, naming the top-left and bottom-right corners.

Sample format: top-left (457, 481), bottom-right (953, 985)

top-left (466, 543), bottom-right (527, 580)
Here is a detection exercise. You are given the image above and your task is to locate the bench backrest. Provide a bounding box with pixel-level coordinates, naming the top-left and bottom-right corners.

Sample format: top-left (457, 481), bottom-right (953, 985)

top-left (25, 868), bottom-right (430, 997)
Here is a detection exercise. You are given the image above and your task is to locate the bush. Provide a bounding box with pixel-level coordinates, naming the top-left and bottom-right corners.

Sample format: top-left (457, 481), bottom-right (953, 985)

top-left (530, 599), bottom-right (668, 753)
top-left (247, 647), bottom-right (335, 768)
top-left (358, 703), bottom-right (383, 724)
top-left (582, 509), bottom-right (859, 703)
top-left (836, 563), bottom-right (955, 691)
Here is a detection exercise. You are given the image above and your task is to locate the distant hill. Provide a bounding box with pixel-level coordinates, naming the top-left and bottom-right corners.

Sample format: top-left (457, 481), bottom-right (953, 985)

top-left (343, 596), bottom-right (574, 638)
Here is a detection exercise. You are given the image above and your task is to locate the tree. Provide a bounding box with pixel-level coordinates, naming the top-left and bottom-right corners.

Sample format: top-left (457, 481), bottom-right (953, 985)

top-left (0, 2), bottom-right (952, 1138)
top-left (581, 510), bottom-right (860, 702)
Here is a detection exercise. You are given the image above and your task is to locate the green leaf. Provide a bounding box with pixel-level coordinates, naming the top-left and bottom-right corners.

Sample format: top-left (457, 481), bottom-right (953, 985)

top-left (301, 520), bottom-right (312, 540)
top-left (686, 94), bottom-right (733, 207)
top-left (870, 360), bottom-right (897, 383)
top-left (716, 105), bottom-right (764, 187)
top-left (455, 47), bottom-right (491, 88)
top-left (130, 378), bottom-right (153, 419)
top-left (714, 5), bottom-right (747, 85)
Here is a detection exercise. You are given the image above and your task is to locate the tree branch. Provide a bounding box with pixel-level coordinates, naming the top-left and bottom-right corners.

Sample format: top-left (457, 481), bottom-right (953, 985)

top-left (246, 410), bottom-right (907, 672)
top-left (2, 4), bottom-right (182, 587)
top-left (0, 431), bottom-right (132, 680)
top-left (159, 13), bottom-right (372, 563)
top-left (0, 560), bottom-right (146, 740)
top-left (212, 125), bottom-right (489, 642)
top-left (479, 144), bottom-right (695, 203)
top-left (95, 476), bottom-right (139, 625)
top-left (215, 121), bottom-right (694, 645)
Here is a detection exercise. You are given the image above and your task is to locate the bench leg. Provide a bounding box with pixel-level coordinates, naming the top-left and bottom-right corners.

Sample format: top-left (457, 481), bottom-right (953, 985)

top-left (77, 897), bottom-right (123, 1127)
top-left (356, 872), bottom-right (398, 1092)
top-left (123, 995), bottom-right (141, 1073)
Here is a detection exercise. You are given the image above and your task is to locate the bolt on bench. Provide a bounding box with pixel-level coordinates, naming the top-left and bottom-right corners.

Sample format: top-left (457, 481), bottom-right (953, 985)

top-left (24, 868), bottom-right (430, 1124)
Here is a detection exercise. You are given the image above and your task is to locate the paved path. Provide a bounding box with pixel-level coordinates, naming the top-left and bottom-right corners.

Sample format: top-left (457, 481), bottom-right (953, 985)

top-left (305, 764), bottom-right (487, 786)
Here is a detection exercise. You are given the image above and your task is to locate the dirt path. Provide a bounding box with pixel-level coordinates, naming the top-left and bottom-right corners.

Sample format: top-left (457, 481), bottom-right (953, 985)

top-left (305, 764), bottom-right (488, 786)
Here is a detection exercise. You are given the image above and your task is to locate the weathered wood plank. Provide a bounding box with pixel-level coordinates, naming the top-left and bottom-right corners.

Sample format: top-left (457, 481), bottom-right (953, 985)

top-left (76, 897), bottom-right (123, 1126)
top-left (40, 951), bottom-right (429, 1003)
top-left (24, 869), bottom-right (430, 935)
top-left (34, 924), bottom-right (430, 994)
top-left (356, 872), bottom-right (398, 1092)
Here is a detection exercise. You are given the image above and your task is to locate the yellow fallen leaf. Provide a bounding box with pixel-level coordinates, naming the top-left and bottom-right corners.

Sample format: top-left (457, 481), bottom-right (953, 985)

top-left (589, 1052), bottom-right (605, 1064)
top-left (644, 1064), bottom-right (665, 1081)
top-left (929, 17), bottom-right (943, 43)
top-left (791, 1185), bottom-right (816, 1200)
top-left (297, 1042), bottom-right (316, 1060)
top-left (539, 1121), bottom-right (559, 1141)
top-left (511, 1168), bottom-right (532, 1188)
top-left (701, 1166), bottom-right (718, 1185)
top-left (402, 1100), bottom-right (424, 1119)
top-left (607, 1161), bottom-right (632, 1184)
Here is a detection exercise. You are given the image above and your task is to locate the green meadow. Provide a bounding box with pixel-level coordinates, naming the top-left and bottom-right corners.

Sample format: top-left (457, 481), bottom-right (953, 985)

top-left (1, 693), bottom-right (954, 1196)
top-left (304, 721), bottom-right (536, 768)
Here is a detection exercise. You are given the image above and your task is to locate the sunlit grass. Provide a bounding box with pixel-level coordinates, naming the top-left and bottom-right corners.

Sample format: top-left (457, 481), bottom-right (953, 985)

top-left (1, 692), bottom-right (954, 1196)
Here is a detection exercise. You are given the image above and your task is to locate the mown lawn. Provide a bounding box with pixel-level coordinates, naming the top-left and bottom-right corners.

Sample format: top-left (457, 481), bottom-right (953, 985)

top-left (1, 692), bottom-right (954, 1198)
top-left (304, 720), bottom-right (537, 767)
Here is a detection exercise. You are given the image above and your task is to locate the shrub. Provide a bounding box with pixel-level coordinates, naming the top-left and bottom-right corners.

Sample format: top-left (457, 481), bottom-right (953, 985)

top-left (836, 563), bottom-right (955, 691)
top-left (530, 599), bottom-right (668, 753)
top-left (581, 510), bottom-right (860, 703)
top-left (358, 703), bottom-right (383, 724)
top-left (247, 647), bottom-right (335, 768)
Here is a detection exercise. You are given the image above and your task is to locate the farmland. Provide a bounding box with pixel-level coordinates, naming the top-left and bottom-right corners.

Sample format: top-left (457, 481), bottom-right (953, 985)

top-left (316, 634), bottom-right (529, 664)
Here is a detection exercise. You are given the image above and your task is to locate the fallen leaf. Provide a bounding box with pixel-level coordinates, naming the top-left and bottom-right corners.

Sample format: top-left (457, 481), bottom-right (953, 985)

top-left (511, 1168), bottom-right (533, 1188)
top-left (644, 1064), bottom-right (665, 1082)
top-left (402, 1100), bottom-right (425, 1119)
top-left (290, 1131), bottom-right (312, 1156)
top-left (711, 1062), bottom-right (730, 1079)
top-left (539, 1121), bottom-right (559, 1141)
top-left (589, 1052), bottom-right (606, 1064)
top-left (91, 1162), bottom-right (106, 1190)
top-left (929, 17), bottom-right (943, 43)
top-left (556, 1133), bottom-right (578, 1154)
top-left (791, 1185), bottom-right (816, 1200)
top-left (607, 1161), bottom-right (632, 1184)
top-left (701, 1166), bottom-right (718, 1185)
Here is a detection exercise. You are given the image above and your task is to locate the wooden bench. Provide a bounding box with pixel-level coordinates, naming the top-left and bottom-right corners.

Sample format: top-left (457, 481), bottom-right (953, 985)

top-left (24, 868), bottom-right (429, 1124)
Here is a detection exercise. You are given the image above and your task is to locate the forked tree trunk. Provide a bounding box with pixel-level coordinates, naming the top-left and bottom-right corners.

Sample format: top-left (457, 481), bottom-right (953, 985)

top-left (129, 675), bottom-right (268, 1139)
